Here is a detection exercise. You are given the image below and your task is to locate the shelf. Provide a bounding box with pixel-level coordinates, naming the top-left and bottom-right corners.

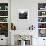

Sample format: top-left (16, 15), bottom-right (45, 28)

top-left (0, 22), bottom-right (8, 23)
top-left (0, 10), bottom-right (8, 11)
top-left (38, 22), bottom-right (46, 23)
top-left (38, 37), bottom-right (46, 38)
top-left (0, 16), bottom-right (8, 17)
top-left (38, 28), bottom-right (46, 29)
top-left (38, 10), bottom-right (46, 11)
top-left (38, 15), bottom-right (46, 17)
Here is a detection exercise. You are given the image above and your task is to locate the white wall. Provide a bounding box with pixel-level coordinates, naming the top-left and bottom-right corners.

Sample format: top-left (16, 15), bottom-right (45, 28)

top-left (11, 0), bottom-right (46, 46)
top-left (11, 0), bottom-right (46, 30)
top-left (11, 0), bottom-right (38, 30)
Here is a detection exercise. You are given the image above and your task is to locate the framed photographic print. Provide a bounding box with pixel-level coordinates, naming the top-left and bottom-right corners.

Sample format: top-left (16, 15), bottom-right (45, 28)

top-left (17, 9), bottom-right (29, 20)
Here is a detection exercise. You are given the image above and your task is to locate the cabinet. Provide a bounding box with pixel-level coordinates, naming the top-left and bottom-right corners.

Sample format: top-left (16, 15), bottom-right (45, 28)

top-left (0, 3), bottom-right (8, 45)
top-left (0, 3), bottom-right (8, 37)
top-left (0, 35), bottom-right (8, 45)
top-left (38, 3), bottom-right (46, 37)
top-left (38, 37), bottom-right (46, 46)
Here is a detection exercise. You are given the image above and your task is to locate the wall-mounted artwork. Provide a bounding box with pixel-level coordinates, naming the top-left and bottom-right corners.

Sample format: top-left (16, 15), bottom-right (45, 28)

top-left (17, 9), bottom-right (29, 20)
